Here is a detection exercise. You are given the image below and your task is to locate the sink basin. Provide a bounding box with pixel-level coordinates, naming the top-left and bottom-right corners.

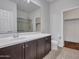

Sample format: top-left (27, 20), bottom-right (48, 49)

top-left (0, 36), bottom-right (27, 42)
top-left (0, 32), bottom-right (42, 43)
top-left (13, 37), bottom-right (27, 40)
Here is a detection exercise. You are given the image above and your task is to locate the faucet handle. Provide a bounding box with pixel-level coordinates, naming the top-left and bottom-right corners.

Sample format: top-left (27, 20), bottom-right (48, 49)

top-left (13, 32), bottom-right (19, 38)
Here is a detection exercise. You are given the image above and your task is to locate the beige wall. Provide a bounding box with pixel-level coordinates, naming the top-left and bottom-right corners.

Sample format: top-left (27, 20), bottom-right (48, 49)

top-left (64, 20), bottom-right (79, 43)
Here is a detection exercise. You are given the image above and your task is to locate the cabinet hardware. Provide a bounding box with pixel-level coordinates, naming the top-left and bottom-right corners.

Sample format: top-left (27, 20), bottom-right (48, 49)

top-left (26, 44), bottom-right (28, 47)
top-left (23, 45), bottom-right (25, 48)
top-left (46, 38), bottom-right (48, 40)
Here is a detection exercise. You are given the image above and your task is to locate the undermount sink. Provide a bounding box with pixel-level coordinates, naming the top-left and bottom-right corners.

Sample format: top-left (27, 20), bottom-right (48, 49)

top-left (13, 37), bottom-right (27, 40)
top-left (0, 36), bottom-right (27, 42)
top-left (0, 32), bottom-right (43, 43)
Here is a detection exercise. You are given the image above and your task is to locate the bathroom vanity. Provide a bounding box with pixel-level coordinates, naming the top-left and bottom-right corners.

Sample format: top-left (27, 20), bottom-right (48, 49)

top-left (0, 33), bottom-right (51, 59)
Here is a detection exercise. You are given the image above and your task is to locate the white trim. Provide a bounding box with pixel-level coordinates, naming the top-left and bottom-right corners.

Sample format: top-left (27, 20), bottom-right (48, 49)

top-left (63, 6), bottom-right (79, 12)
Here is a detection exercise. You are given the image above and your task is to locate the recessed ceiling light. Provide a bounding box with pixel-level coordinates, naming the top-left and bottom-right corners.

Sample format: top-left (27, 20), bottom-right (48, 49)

top-left (24, 0), bottom-right (26, 1)
top-left (27, 0), bottom-right (31, 3)
top-left (24, 0), bottom-right (31, 3)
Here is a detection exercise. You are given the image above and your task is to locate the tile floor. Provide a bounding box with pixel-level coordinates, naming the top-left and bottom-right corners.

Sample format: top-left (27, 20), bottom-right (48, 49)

top-left (44, 47), bottom-right (79, 59)
top-left (43, 47), bottom-right (62, 59)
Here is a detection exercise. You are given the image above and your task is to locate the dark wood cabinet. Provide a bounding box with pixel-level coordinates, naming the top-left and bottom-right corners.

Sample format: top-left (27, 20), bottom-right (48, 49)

top-left (37, 38), bottom-right (46, 59)
top-left (45, 36), bottom-right (51, 55)
top-left (10, 44), bottom-right (24, 59)
top-left (0, 36), bottom-right (51, 59)
top-left (0, 44), bottom-right (24, 59)
top-left (24, 40), bottom-right (37, 59)
top-left (0, 46), bottom-right (11, 59)
top-left (37, 36), bottom-right (51, 59)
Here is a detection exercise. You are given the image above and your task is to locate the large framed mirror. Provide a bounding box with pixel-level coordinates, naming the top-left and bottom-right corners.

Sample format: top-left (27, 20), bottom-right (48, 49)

top-left (0, 0), bottom-right (42, 34)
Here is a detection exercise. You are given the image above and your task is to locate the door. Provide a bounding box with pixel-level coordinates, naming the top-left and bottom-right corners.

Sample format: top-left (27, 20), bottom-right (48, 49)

top-left (37, 38), bottom-right (46, 59)
top-left (25, 41), bottom-right (37, 59)
top-left (10, 44), bottom-right (24, 59)
top-left (0, 44), bottom-right (24, 59)
top-left (45, 36), bottom-right (51, 55)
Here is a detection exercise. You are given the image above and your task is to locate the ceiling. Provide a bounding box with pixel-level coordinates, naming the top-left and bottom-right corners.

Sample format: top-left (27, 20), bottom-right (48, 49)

top-left (10, 0), bottom-right (40, 13)
top-left (46, 0), bottom-right (54, 2)
top-left (46, 0), bottom-right (57, 3)
top-left (10, 0), bottom-right (55, 13)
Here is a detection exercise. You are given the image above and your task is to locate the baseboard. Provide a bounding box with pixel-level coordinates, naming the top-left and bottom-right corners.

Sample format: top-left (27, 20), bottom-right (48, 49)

top-left (64, 41), bottom-right (79, 50)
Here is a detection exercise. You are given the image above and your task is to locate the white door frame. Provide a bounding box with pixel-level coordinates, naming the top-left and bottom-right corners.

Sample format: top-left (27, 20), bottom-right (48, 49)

top-left (61, 6), bottom-right (79, 46)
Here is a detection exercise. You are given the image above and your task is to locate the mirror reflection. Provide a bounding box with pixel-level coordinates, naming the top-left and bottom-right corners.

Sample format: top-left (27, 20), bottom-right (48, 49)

top-left (0, 0), bottom-right (41, 33)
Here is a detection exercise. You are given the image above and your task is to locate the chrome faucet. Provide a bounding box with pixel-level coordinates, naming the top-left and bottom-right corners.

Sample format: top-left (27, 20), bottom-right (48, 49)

top-left (13, 32), bottom-right (19, 38)
top-left (7, 31), bottom-right (19, 38)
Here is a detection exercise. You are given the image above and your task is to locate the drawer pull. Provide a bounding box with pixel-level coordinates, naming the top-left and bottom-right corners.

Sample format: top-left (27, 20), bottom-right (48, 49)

top-left (23, 45), bottom-right (25, 48)
top-left (0, 55), bottom-right (11, 58)
top-left (46, 38), bottom-right (48, 40)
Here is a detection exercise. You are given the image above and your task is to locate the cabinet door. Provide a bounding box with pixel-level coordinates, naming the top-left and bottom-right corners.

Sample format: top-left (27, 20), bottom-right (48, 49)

top-left (37, 39), bottom-right (46, 59)
top-left (25, 41), bottom-right (37, 59)
top-left (45, 36), bottom-right (51, 55)
top-left (0, 47), bottom-right (11, 59)
top-left (0, 44), bottom-right (24, 59)
top-left (10, 44), bottom-right (24, 59)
